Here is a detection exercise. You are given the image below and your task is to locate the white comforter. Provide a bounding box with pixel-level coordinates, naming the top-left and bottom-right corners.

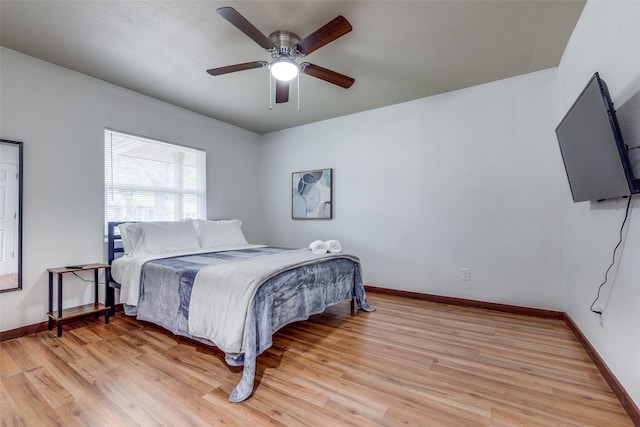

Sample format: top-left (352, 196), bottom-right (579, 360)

top-left (110, 244), bottom-right (266, 306)
top-left (187, 249), bottom-right (356, 354)
top-left (112, 245), bottom-right (359, 355)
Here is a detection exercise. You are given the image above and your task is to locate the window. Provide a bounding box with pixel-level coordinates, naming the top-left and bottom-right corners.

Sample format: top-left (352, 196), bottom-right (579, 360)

top-left (104, 129), bottom-right (206, 224)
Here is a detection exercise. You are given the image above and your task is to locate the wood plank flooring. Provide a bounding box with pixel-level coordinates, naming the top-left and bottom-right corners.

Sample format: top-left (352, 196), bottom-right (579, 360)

top-left (1, 293), bottom-right (633, 426)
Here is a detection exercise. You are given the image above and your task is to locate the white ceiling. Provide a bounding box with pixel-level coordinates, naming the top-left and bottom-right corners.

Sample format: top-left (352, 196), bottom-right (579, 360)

top-left (0, 0), bottom-right (585, 134)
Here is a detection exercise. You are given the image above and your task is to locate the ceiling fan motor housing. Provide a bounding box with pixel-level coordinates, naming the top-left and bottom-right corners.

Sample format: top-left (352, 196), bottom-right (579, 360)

top-left (269, 30), bottom-right (301, 58)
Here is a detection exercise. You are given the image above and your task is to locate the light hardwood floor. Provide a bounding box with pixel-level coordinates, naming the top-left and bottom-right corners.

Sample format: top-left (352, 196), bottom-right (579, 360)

top-left (1, 293), bottom-right (633, 426)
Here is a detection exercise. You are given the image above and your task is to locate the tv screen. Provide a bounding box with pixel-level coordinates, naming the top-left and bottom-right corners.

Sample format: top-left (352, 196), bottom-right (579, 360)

top-left (555, 72), bottom-right (639, 202)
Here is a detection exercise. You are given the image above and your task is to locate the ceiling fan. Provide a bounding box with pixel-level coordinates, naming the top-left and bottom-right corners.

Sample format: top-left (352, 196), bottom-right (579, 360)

top-left (207, 7), bottom-right (355, 104)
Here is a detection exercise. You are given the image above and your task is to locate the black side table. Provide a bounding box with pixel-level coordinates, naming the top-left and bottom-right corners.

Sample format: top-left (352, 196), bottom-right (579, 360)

top-left (47, 263), bottom-right (111, 337)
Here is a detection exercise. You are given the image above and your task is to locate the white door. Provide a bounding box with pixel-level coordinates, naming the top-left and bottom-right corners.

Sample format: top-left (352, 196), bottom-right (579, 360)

top-left (0, 162), bottom-right (18, 276)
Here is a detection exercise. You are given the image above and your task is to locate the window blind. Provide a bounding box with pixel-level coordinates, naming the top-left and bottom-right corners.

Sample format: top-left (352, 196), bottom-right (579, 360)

top-left (104, 129), bottom-right (206, 224)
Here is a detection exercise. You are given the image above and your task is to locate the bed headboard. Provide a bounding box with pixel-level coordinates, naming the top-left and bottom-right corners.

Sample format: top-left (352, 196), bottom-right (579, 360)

top-left (107, 221), bottom-right (127, 266)
top-left (106, 221), bottom-right (133, 304)
top-left (106, 221), bottom-right (127, 311)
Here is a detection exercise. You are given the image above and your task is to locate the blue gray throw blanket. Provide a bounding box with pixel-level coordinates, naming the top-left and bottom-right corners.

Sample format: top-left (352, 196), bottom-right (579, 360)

top-left (128, 247), bottom-right (374, 402)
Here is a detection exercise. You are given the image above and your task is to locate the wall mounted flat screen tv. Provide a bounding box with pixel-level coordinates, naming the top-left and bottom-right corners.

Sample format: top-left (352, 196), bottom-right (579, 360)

top-left (555, 72), bottom-right (639, 202)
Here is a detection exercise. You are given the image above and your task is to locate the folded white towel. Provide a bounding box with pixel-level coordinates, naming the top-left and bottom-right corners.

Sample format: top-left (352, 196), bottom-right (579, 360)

top-left (325, 239), bottom-right (342, 253)
top-left (309, 240), bottom-right (328, 254)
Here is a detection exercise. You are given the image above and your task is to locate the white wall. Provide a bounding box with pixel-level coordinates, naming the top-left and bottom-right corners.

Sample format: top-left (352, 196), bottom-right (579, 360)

top-left (260, 69), bottom-right (568, 310)
top-left (1, 0), bottom-right (637, 408)
top-left (0, 47), bottom-right (262, 331)
top-left (557, 0), bottom-right (640, 407)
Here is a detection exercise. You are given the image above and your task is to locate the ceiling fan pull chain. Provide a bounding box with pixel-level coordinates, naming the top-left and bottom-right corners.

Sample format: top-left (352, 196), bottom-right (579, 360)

top-left (297, 73), bottom-right (301, 112)
top-left (269, 71), bottom-right (273, 110)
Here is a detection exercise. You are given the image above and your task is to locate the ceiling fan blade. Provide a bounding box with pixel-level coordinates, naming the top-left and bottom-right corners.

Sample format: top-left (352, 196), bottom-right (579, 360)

top-left (300, 63), bottom-right (355, 89)
top-left (275, 80), bottom-right (289, 103)
top-left (294, 15), bottom-right (352, 55)
top-left (206, 61), bottom-right (266, 76)
top-left (216, 7), bottom-right (276, 51)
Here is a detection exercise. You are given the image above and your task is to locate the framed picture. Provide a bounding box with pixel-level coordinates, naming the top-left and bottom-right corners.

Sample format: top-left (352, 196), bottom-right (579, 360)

top-left (292, 168), bottom-right (333, 219)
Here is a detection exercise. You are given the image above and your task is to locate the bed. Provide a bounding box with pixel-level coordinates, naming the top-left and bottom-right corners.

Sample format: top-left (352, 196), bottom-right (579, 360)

top-left (106, 220), bottom-right (374, 402)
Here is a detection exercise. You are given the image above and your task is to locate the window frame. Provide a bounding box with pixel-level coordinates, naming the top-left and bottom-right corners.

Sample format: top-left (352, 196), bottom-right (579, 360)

top-left (104, 128), bottom-right (207, 226)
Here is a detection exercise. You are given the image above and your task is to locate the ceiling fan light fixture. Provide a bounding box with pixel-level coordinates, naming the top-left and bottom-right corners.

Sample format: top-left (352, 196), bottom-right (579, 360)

top-left (270, 59), bottom-right (299, 82)
top-left (209, 8), bottom-right (355, 106)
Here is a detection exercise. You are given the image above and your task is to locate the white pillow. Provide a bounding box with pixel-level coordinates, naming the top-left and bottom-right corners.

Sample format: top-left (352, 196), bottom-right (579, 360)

top-left (128, 220), bottom-right (200, 256)
top-left (117, 222), bottom-right (139, 255)
top-left (196, 219), bottom-right (248, 248)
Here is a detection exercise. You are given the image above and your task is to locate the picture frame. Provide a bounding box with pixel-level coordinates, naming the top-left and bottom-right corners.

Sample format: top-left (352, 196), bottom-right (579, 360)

top-left (292, 168), bottom-right (333, 219)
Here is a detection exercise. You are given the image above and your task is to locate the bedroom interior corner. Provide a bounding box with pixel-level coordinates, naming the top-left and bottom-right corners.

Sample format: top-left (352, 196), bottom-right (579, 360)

top-left (1, 0), bottom-right (639, 421)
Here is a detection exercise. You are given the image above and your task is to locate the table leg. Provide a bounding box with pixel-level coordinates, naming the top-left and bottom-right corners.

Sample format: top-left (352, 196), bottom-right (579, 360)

top-left (57, 274), bottom-right (63, 337)
top-left (94, 269), bottom-right (99, 305)
top-left (104, 267), bottom-right (112, 323)
top-left (48, 272), bottom-right (54, 331)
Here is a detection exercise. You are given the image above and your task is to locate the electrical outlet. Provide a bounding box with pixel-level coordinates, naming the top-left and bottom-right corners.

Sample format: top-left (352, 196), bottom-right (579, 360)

top-left (459, 268), bottom-right (470, 281)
